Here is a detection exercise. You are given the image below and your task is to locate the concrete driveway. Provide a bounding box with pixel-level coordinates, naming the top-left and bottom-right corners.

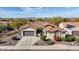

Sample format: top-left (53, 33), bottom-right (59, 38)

top-left (16, 36), bottom-right (40, 46)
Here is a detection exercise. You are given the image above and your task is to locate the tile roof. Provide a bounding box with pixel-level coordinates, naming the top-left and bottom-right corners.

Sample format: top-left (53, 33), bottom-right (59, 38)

top-left (62, 22), bottom-right (79, 26)
top-left (30, 21), bottom-right (57, 29)
top-left (47, 27), bottom-right (66, 32)
top-left (20, 21), bottom-right (66, 32)
top-left (30, 21), bottom-right (66, 32)
top-left (43, 24), bottom-right (66, 32)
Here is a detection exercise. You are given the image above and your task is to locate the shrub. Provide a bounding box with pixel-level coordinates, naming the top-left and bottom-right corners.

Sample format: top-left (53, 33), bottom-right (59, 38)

top-left (67, 36), bottom-right (75, 42)
top-left (12, 36), bottom-right (20, 40)
top-left (46, 39), bottom-right (54, 45)
top-left (40, 35), bottom-right (47, 41)
top-left (45, 38), bottom-right (50, 41)
top-left (62, 37), bottom-right (67, 41)
top-left (74, 37), bottom-right (79, 43)
top-left (54, 36), bottom-right (61, 41)
top-left (36, 28), bottom-right (43, 36)
top-left (62, 35), bottom-right (75, 42)
top-left (34, 43), bottom-right (39, 45)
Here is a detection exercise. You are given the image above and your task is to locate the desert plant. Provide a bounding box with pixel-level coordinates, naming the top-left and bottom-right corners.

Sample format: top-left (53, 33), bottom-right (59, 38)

top-left (36, 28), bottom-right (43, 36)
top-left (40, 35), bottom-right (47, 41)
top-left (45, 38), bottom-right (50, 41)
top-left (46, 39), bottom-right (54, 45)
top-left (74, 37), bottom-right (79, 43)
top-left (62, 37), bottom-right (66, 41)
top-left (62, 35), bottom-right (75, 42)
top-left (54, 36), bottom-right (61, 41)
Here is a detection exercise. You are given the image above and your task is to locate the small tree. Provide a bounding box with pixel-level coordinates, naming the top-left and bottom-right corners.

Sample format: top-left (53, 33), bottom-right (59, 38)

top-left (36, 28), bottom-right (43, 36)
top-left (62, 35), bottom-right (75, 42)
top-left (40, 35), bottom-right (47, 41)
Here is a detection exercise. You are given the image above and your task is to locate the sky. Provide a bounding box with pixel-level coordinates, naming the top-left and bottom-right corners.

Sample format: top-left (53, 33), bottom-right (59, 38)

top-left (0, 7), bottom-right (79, 18)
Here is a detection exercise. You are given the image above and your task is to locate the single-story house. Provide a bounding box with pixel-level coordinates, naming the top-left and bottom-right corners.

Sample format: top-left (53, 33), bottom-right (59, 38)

top-left (19, 21), bottom-right (66, 40)
top-left (19, 21), bottom-right (52, 37)
top-left (59, 22), bottom-right (79, 36)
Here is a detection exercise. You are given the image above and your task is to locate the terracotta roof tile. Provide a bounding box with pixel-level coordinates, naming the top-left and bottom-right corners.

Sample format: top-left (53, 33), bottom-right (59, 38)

top-left (30, 21), bottom-right (66, 32)
top-left (48, 27), bottom-right (66, 32)
top-left (30, 21), bottom-right (56, 29)
top-left (21, 21), bottom-right (66, 32)
top-left (62, 22), bottom-right (79, 26)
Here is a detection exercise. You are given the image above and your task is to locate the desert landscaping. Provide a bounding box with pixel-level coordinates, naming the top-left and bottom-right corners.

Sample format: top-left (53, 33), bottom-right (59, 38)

top-left (0, 17), bottom-right (78, 50)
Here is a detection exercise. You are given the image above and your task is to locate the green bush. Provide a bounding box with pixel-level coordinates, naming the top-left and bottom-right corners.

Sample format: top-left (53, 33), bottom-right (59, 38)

top-left (62, 37), bottom-right (66, 41)
top-left (40, 35), bottom-right (47, 41)
top-left (36, 28), bottom-right (43, 36)
top-left (62, 35), bottom-right (75, 42)
top-left (40, 36), bottom-right (54, 45)
top-left (46, 39), bottom-right (54, 45)
top-left (45, 38), bottom-right (50, 41)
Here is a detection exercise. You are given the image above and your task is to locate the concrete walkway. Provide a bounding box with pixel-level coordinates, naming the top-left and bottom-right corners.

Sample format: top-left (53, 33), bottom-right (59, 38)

top-left (16, 36), bottom-right (40, 46)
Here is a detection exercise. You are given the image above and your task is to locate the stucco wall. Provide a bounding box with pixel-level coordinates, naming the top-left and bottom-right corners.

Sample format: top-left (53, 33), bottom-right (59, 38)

top-left (59, 23), bottom-right (72, 35)
top-left (46, 32), bottom-right (55, 40)
top-left (59, 23), bottom-right (65, 29)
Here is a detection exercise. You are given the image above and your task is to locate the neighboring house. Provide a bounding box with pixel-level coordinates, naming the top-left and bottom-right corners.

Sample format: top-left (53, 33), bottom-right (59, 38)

top-left (19, 21), bottom-right (66, 40)
top-left (0, 20), bottom-right (12, 25)
top-left (43, 24), bottom-right (66, 40)
top-left (59, 22), bottom-right (79, 36)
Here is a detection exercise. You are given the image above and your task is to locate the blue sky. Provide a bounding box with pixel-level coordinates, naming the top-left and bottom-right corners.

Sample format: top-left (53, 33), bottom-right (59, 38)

top-left (0, 7), bottom-right (79, 18)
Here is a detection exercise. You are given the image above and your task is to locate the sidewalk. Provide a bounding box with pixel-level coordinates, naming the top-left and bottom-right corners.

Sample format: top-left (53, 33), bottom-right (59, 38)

top-left (0, 44), bottom-right (79, 51)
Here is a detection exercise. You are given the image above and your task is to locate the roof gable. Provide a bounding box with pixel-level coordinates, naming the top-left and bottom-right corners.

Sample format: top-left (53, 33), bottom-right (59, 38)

top-left (20, 25), bottom-right (35, 30)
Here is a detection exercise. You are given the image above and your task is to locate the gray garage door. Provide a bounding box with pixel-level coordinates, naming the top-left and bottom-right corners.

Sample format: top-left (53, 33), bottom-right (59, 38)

top-left (72, 31), bottom-right (79, 36)
top-left (23, 31), bottom-right (34, 36)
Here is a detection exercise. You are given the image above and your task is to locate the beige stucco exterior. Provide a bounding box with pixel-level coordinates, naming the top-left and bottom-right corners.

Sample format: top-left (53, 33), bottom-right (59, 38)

top-left (46, 31), bottom-right (66, 40)
top-left (59, 23), bottom-right (72, 35)
top-left (46, 32), bottom-right (55, 40)
top-left (59, 23), bottom-right (65, 29)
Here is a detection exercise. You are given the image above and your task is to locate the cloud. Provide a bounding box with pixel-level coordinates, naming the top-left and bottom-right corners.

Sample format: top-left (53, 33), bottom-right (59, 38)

top-left (0, 7), bottom-right (79, 18)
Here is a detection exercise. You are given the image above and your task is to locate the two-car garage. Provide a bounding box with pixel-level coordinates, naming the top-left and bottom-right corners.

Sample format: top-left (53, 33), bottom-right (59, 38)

top-left (21, 26), bottom-right (36, 37)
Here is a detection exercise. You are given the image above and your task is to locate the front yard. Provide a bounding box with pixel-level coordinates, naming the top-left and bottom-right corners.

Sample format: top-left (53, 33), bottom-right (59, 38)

top-left (33, 34), bottom-right (79, 46)
top-left (0, 30), bottom-right (20, 46)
